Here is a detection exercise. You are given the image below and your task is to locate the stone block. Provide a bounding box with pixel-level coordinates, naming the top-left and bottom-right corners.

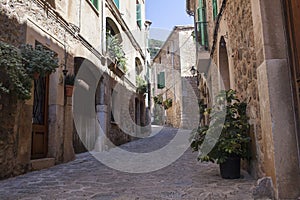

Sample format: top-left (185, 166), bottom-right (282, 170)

top-left (252, 177), bottom-right (275, 200)
top-left (30, 158), bottom-right (55, 171)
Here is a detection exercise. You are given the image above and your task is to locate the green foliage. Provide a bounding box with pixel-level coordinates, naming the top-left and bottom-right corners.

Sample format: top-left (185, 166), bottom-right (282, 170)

top-left (0, 41), bottom-right (32, 100)
top-left (190, 89), bottom-right (251, 164)
top-left (65, 74), bottom-right (75, 86)
top-left (153, 94), bottom-right (163, 105)
top-left (136, 75), bottom-right (147, 94)
top-left (163, 98), bottom-right (172, 110)
top-left (106, 32), bottom-right (127, 72)
top-left (0, 41), bottom-right (59, 100)
top-left (20, 44), bottom-right (59, 78)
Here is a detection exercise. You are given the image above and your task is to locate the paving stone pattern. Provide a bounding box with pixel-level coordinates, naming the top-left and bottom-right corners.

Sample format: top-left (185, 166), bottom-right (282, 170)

top-left (0, 127), bottom-right (256, 200)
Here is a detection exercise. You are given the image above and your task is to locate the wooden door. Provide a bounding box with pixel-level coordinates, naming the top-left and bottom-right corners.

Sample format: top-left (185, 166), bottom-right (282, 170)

top-left (31, 75), bottom-right (49, 159)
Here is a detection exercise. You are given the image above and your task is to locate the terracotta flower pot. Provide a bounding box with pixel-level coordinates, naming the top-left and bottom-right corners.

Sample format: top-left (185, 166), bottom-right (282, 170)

top-left (65, 85), bottom-right (74, 97)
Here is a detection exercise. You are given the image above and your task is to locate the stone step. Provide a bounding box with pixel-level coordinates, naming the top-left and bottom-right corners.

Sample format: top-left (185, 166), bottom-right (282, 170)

top-left (30, 158), bottom-right (55, 171)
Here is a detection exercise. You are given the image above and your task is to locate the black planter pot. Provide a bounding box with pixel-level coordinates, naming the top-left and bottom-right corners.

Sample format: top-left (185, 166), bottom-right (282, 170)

top-left (219, 156), bottom-right (241, 179)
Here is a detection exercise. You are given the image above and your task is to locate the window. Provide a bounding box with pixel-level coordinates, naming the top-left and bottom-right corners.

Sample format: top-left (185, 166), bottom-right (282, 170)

top-left (136, 3), bottom-right (142, 29)
top-left (90, 0), bottom-right (98, 10)
top-left (213, 0), bottom-right (218, 20)
top-left (196, 0), bottom-right (208, 48)
top-left (113, 0), bottom-right (119, 9)
top-left (157, 72), bottom-right (165, 89)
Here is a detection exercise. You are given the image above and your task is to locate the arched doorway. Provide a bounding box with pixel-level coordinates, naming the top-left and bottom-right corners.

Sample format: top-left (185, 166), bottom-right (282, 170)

top-left (72, 57), bottom-right (99, 153)
top-left (218, 36), bottom-right (230, 90)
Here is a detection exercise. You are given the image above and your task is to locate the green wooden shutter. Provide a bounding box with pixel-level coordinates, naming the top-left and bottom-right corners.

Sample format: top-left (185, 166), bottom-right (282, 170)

top-left (161, 72), bottom-right (165, 88)
top-left (196, 0), bottom-right (208, 48)
top-left (136, 4), bottom-right (142, 28)
top-left (213, 0), bottom-right (218, 20)
top-left (90, 0), bottom-right (98, 10)
top-left (114, 0), bottom-right (119, 9)
top-left (157, 72), bottom-right (165, 89)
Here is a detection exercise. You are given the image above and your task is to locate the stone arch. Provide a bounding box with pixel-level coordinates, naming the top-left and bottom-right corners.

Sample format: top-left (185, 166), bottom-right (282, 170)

top-left (72, 56), bottom-right (101, 153)
top-left (218, 36), bottom-right (230, 90)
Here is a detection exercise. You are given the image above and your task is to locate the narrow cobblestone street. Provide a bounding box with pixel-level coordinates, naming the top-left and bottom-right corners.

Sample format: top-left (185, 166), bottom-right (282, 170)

top-left (0, 127), bottom-right (256, 200)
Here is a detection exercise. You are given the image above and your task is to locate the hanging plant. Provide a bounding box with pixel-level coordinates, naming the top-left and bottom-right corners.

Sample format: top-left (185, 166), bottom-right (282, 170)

top-left (163, 98), bottom-right (173, 110)
top-left (153, 95), bottom-right (163, 105)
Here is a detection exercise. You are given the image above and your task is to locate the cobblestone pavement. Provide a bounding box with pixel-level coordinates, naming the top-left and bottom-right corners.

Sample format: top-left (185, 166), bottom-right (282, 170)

top-left (0, 126), bottom-right (256, 200)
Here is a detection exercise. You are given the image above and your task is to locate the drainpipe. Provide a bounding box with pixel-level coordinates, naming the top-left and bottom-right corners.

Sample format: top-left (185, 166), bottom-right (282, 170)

top-left (79, 0), bottom-right (82, 31)
top-left (144, 20), bottom-right (152, 126)
top-left (102, 0), bottom-right (106, 55)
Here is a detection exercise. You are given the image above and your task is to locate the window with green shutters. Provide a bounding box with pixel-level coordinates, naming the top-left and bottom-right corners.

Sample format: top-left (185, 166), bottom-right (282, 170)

top-left (213, 0), bottom-right (218, 20)
top-left (136, 4), bottom-right (142, 29)
top-left (90, 0), bottom-right (98, 10)
top-left (113, 0), bottom-right (119, 9)
top-left (196, 0), bottom-right (208, 48)
top-left (157, 72), bottom-right (165, 89)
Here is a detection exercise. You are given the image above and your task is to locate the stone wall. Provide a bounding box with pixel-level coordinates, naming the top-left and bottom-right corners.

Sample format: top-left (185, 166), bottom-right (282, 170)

top-left (152, 27), bottom-right (197, 128)
top-left (203, 0), bottom-right (264, 177)
top-left (0, 0), bottom-right (77, 178)
top-left (107, 79), bottom-right (140, 146)
top-left (0, 94), bottom-right (33, 179)
top-left (0, 9), bottom-right (32, 179)
top-left (192, 0), bottom-right (300, 197)
top-left (181, 77), bottom-right (200, 129)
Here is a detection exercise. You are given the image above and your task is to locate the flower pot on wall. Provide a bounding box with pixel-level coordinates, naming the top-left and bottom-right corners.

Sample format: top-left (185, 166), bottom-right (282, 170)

top-left (219, 156), bottom-right (241, 179)
top-left (65, 85), bottom-right (73, 97)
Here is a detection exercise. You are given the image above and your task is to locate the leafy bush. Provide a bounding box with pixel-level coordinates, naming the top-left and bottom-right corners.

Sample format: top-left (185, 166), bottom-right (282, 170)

top-left (0, 41), bottom-right (32, 100)
top-left (20, 44), bottom-right (59, 78)
top-left (0, 41), bottom-right (59, 100)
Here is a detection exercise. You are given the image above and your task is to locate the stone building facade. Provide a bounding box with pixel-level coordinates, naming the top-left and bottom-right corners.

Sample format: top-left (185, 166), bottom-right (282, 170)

top-left (187, 0), bottom-right (300, 198)
top-left (151, 26), bottom-right (201, 129)
top-left (0, 0), bottom-right (149, 179)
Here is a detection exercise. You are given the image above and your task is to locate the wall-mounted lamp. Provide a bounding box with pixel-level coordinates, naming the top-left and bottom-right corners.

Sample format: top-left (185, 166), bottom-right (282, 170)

top-left (190, 65), bottom-right (199, 86)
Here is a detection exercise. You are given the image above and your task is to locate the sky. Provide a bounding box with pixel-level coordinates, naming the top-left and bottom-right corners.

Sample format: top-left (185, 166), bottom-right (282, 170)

top-left (146, 0), bottom-right (194, 40)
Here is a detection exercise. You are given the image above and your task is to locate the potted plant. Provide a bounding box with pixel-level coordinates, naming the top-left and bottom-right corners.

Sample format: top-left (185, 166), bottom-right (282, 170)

top-left (136, 75), bottom-right (147, 94)
top-left (190, 89), bottom-right (251, 179)
top-left (20, 44), bottom-right (59, 79)
top-left (106, 31), bottom-right (128, 74)
top-left (65, 74), bottom-right (75, 97)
